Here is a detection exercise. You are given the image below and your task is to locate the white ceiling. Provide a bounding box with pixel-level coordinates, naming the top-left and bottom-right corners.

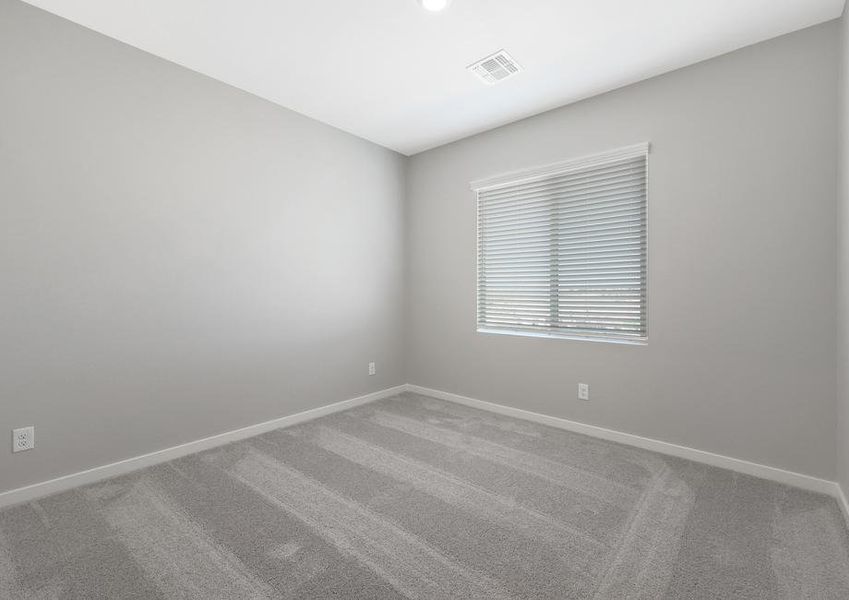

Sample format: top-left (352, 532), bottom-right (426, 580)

top-left (22, 0), bottom-right (846, 155)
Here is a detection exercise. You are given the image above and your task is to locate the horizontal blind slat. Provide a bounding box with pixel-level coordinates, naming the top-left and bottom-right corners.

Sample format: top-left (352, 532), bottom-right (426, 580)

top-left (481, 204), bottom-right (646, 234)
top-left (480, 159), bottom-right (645, 202)
top-left (481, 182), bottom-right (646, 214)
top-left (481, 197), bottom-right (645, 226)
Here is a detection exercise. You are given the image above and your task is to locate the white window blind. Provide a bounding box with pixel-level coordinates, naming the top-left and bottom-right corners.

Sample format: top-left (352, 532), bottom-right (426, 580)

top-left (474, 144), bottom-right (648, 343)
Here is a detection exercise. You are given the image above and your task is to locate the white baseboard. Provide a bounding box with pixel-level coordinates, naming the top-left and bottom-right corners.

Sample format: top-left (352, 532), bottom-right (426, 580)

top-left (0, 385), bottom-right (406, 509)
top-left (405, 384), bottom-right (838, 497)
top-left (837, 484), bottom-right (849, 529)
top-left (2, 382), bottom-right (843, 513)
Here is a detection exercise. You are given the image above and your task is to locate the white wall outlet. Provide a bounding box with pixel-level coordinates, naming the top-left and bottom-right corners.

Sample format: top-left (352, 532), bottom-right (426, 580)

top-left (578, 383), bottom-right (590, 401)
top-left (368, 362), bottom-right (376, 376)
top-left (12, 426), bottom-right (34, 453)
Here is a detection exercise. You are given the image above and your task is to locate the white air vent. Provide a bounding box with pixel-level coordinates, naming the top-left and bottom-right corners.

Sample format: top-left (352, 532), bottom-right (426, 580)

top-left (467, 50), bottom-right (521, 85)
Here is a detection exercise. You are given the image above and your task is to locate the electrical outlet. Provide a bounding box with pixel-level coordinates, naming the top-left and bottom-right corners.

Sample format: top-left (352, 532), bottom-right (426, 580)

top-left (12, 426), bottom-right (34, 453)
top-left (368, 362), bottom-right (376, 376)
top-left (578, 383), bottom-right (590, 401)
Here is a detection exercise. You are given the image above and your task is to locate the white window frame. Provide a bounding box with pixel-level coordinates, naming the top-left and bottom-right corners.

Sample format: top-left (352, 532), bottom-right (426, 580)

top-left (472, 143), bottom-right (649, 345)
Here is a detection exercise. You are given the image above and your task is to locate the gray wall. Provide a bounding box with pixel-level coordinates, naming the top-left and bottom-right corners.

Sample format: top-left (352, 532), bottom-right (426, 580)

top-left (0, 0), bottom-right (406, 494)
top-left (1, 0), bottom-right (842, 495)
top-left (406, 23), bottom-right (840, 479)
top-left (838, 8), bottom-right (849, 495)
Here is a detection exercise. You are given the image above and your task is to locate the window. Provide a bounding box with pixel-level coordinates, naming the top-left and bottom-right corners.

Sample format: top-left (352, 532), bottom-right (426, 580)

top-left (474, 143), bottom-right (648, 343)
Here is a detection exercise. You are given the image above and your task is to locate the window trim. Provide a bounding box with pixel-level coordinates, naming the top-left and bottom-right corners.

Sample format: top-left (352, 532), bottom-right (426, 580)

top-left (472, 143), bottom-right (650, 345)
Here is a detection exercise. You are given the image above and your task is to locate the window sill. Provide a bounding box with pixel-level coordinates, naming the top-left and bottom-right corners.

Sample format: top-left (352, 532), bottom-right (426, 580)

top-left (476, 327), bottom-right (647, 346)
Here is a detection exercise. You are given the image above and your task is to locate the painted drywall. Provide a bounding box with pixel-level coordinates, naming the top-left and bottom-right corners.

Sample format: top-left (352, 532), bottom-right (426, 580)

top-left (0, 0), bottom-right (406, 494)
top-left (406, 22), bottom-right (840, 479)
top-left (838, 7), bottom-right (849, 496)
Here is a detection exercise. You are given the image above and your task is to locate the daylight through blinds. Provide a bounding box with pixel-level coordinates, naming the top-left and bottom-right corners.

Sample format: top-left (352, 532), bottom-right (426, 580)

top-left (476, 146), bottom-right (648, 342)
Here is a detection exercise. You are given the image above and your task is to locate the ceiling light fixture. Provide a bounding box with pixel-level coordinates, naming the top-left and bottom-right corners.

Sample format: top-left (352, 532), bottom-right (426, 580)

top-left (418, 0), bottom-right (452, 12)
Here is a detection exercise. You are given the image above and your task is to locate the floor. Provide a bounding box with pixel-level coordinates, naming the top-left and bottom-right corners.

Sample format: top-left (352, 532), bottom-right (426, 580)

top-left (1, 392), bottom-right (848, 599)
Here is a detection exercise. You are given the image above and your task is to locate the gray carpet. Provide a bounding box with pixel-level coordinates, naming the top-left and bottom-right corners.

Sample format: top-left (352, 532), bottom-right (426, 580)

top-left (1, 392), bottom-right (848, 599)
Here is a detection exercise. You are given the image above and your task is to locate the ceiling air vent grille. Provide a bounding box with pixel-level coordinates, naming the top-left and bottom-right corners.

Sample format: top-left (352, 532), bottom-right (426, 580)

top-left (468, 50), bottom-right (521, 85)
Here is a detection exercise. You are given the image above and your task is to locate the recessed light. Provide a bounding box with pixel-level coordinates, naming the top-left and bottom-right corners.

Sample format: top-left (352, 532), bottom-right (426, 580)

top-left (418, 0), bottom-right (452, 12)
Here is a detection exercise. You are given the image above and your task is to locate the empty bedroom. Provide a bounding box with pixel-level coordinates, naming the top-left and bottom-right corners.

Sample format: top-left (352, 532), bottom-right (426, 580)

top-left (3, 0), bottom-right (849, 598)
